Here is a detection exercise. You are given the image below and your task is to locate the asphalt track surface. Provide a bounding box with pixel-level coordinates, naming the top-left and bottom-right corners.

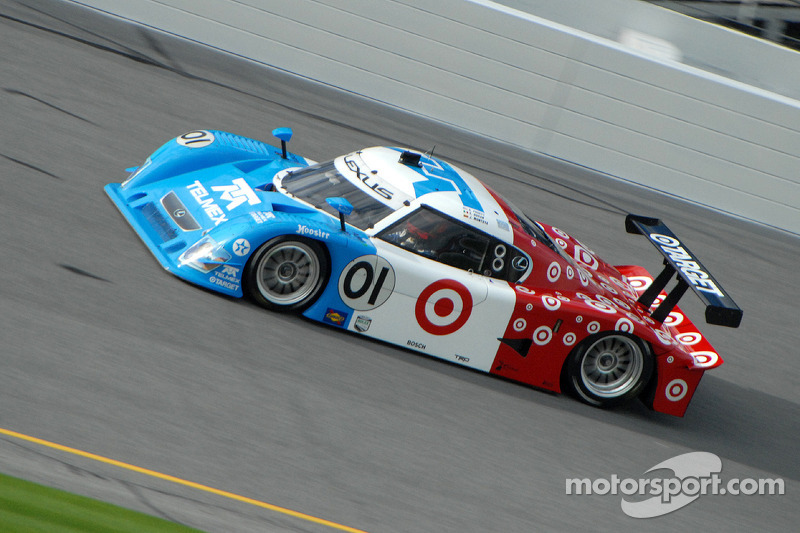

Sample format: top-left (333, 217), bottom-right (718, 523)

top-left (1, 1), bottom-right (798, 532)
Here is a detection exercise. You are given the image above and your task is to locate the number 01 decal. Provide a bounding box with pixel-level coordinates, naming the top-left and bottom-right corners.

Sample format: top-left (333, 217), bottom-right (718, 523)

top-left (338, 256), bottom-right (396, 311)
top-left (177, 130), bottom-right (215, 148)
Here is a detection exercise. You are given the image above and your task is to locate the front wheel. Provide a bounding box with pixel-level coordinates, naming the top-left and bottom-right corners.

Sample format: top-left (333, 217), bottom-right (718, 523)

top-left (244, 236), bottom-right (329, 312)
top-left (564, 332), bottom-right (653, 408)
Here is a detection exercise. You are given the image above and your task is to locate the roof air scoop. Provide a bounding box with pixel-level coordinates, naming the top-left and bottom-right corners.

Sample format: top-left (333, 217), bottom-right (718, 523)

top-left (399, 151), bottom-right (422, 167)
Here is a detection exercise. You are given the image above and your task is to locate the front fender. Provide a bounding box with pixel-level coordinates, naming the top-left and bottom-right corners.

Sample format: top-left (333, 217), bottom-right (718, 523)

top-left (183, 214), bottom-right (358, 298)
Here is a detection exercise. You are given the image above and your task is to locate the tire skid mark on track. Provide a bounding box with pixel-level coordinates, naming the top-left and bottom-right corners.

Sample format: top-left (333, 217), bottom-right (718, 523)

top-left (3, 87), bottom-right (96, 124)
top-left (58, 263), bottom-right (112, 282)
top-left (0, 153), bottom-right (62, 180)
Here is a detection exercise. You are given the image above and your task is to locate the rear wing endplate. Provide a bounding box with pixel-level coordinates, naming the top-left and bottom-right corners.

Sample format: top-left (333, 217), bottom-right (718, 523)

top-left (625, 215), bottom-right (742, 328)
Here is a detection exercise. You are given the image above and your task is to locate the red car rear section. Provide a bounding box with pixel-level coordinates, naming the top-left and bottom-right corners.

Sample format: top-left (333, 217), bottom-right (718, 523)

top-left (485, 190), bottom-right (741, 417)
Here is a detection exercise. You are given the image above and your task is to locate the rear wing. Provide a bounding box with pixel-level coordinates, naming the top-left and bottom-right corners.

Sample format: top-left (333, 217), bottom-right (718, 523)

top-left (625, 215), bottom-right (742, 328)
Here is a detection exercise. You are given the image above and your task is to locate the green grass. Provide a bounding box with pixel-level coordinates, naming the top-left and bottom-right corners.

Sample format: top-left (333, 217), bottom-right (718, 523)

top-left (0, 472), bottom-right (205, 533)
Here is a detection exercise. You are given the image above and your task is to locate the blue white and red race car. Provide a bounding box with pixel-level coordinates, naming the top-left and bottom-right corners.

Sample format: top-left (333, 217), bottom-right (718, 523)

top-left (105, 128), bottom-right (742, 416)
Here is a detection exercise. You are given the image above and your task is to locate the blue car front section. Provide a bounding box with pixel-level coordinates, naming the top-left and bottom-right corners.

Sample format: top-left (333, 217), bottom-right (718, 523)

top-left (105, 130), bottom-right (378, 326)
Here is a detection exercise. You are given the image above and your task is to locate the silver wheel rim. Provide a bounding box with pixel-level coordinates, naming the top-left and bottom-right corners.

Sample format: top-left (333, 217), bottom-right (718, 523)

top-left (255, 242), bottom-right (320, 306)
top-left (580, 335), bottom-right (644, 399)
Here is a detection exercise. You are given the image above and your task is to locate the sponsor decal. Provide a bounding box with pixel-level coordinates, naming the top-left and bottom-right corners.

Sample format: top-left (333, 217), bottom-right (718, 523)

top-left (511, 255), bottom-right (529, 271)
top-left (615, 318), bottom-right (635, 333)
top-left (454, 354), bottom-right (470, 363)
top-left (600, 282), bottom-right (619, 295)
top-left (177, 130), bottom-right (215, 148)
top-left (665, 379), bottom-right (688, 402)
top-left (354, 315), bottom-right (372, 332)
top-left (586, 300), bottom-right (617, 314)
top-left (219, 265), bottom-right (240, 278)
top-left (208, 264), bottom-right (237, 281)
top-left (532, 325), bottom-right (553, 346)
top-left (462, 206), bottom-right (488, 225)
top-left (648, 234), bottom-right (725, 297)
top-left (211, 178), bottom-right (261, 211)
top-left (542, 295), bottom-right (561, 311)
top-left (415, 279), bottom-right (473, 336)
top-left (574, 244), bottom-right (599, 270)
top-left (209, 264), bottom-right (241, 291)
top-left (407, 340), bottom-right (427, 350)
top-left (664, 311), bottom-right (684, 327)
top-left (231, 239), bottom-right (251, 257)
top-left (208, 277), bottom-right (238, 291)
top-left (338, 256), bottom-right (395, 311)
top-left (297, 224), bottom-right (330, 240)
top-left (251, 211), bottom-right (276, 224)
top-left (626, 276), bottom-right (652, 292)
top-left (655, 328), bottom-right (674, 345)
top-left (345, 155), bottom-right (393, 200)
top-left (323, 308), bottom-right (348, 327)
top-left (676, 332), bottom-right (702, 346)
top-left (185, 178), bottom-right (260, 226)
top-left (187, 180), bottom-right (228, 226)
top-left (576, 292), bottom-right (618, 314)
top-left (613, 297), bottom-right (631, 310)
top-left (690, 351), bottom-right (719, 369)
top-left (547, 262), bottom-right (561, 283)
top-left (577, 266), bottom-right (591, 287)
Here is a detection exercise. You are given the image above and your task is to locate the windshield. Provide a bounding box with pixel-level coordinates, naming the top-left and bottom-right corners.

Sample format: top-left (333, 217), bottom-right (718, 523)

top-left (497, 193), bottom-right (559, 253)
top-left (279, 161), bottom-right (394, 230)
top-left (378, 206), bottom-right (530, 283)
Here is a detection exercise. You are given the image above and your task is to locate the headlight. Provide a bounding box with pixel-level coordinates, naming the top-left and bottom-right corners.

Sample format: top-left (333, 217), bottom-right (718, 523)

top-left (178, 235), bottom-right (231, 272)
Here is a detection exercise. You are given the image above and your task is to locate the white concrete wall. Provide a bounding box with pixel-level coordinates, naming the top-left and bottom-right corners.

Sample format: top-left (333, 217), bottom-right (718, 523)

top-left (71, 0), bottom-right (800, 235)
top-left (494, 0), bottom-right (800, 100)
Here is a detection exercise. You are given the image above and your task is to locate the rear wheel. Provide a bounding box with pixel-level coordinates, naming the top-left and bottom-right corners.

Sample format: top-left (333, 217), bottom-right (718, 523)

top-left (245, 237), bottom-right (329, 312)
top-left (564, 332), bottom-right (653, 408)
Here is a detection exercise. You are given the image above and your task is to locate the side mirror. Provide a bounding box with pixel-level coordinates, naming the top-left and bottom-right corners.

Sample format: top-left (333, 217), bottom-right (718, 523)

top-left (272, 127), bottom-right (293, 159)
top-left (326, 197), bottom-right (354, 231)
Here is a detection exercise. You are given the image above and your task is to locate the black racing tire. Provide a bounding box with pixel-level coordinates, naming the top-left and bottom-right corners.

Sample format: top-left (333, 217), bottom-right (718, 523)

top-left (244, 236), bottom-right (329, 313)
top-left (563, 332), bottom-right (654, 408)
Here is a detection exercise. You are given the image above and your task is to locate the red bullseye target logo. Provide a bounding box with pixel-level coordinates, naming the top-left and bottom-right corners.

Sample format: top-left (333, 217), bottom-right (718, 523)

top-left (547, 262), bottom-right (561, 282)
top-left (691, 351), bottom-right (720, 369)
top-left (665, 379), bottom-right (688, 402)
top-left (415, 280), bottom-right (473, 335)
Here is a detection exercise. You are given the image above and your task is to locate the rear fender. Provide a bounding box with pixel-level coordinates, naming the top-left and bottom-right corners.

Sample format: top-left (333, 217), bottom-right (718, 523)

top-left (642, 356), bottom-right (705, 417)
